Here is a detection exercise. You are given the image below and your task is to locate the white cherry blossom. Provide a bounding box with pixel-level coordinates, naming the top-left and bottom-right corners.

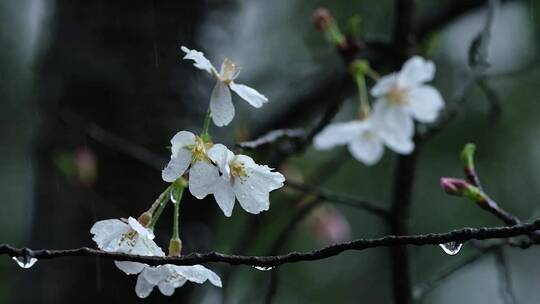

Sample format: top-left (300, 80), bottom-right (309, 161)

top-left (370, 56), bottom-right (444, 148)
top-left (90, 217), bottom-right (164, 275)
top-left (181, 46), bottom-right (268, 127)
top-left (161, 131), bottom-right (218, 197)
top-left (135, 264), bottom-right (222, 298)
top-left (314, 116), bottom-right (386, 165)
top-left (189, 144), bottom-right (285, 216)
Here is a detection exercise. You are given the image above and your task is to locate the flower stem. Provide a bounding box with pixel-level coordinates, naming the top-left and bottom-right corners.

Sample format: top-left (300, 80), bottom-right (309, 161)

top-left (171, 180), bottom-right (185, 240)
top-left (201, 107), bottom-right (212, 142)
top-left (148, 185), bottom-right (173, 230)
top-left (355, 73), bottom-right (370, 119)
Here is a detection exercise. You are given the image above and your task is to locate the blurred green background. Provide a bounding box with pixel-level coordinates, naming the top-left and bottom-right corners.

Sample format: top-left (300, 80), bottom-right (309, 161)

top-left (1, 0), bottom-right (540, 303)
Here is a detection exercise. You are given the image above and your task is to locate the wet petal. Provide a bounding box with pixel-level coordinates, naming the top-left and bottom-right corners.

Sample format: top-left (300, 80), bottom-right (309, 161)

top-left (174, 265), bottom-right (222, 287)
top-left (115, 261), bottom-right (146, 275)
top-left (135, 273), bottom-right (155, 298)
top-left (90, 219), bottom-right (129, 251)
top-left (210, 81), bottom-right (234, 127)
top-left (232, 155), bottom-right (285, 214)
top-left (407, 85), bottom-right (444, 123)
top-left (212, 177), bottom-right (236, 217)
top-left (398, 56), bottom-right (435, 88)
top-left (142, 266), bottom-right (168, 285)
top-left (128, 217), bottom-right (154, 240)
top-left (162, 131), bottom-right (195, 182)
top-left (170, 131), bottom-right (196, 157)
top-left (313, 121), bottom-right (365, 150)
top-left (207, 144), bottom-right (235, 179)
top-left (188, 160), bottom-right (220, 199)
top-left (180, 46), bottom-right (217, 75)
top-left (229, 82), bottom-right (268, 108)
top-left (157, 282), bottom-right (176, 296)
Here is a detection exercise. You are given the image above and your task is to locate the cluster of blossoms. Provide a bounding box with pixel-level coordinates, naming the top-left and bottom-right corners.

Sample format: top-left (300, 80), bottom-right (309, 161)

top-left (91, 46), bottom-right (284, 298)
top-left (89, 42), bottom-right (445, 299)
top-left (314, 56), bottom-right (444, 165)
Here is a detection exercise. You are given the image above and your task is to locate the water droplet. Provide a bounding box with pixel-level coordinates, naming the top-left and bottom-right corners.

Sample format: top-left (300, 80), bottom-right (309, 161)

top-left (12, 256), bottom-right (38, 268)
top-left (253, 266), bottom-right (274, 271)
top-left (170, 191), bottom-right (177, 204)
top-left (438, 242), bottom-right (463, 255)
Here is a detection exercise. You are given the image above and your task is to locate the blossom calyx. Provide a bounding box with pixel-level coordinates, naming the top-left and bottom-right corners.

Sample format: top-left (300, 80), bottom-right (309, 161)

top-left (168, 237), bottom-right (182, 257)
top-left (137, 212), bottom-right (152, 228)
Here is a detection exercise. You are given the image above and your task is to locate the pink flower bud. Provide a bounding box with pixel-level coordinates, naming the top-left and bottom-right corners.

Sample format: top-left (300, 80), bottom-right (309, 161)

top-left (313, 8), bottom-right (334, 31)
top-left (440, 177), bottom-right (469, 196)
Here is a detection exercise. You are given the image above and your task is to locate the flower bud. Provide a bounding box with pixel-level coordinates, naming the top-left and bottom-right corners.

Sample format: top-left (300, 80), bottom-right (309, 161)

top-left (440, 177), bottom-right (487, 204)
top-left (440, 178), bottom-right (470, 196)
top-left (313, 8), bottom-right (334, 31)
top-left (461, 143), bottom-right (476, 173)
top-left (168, 237), bottom-right (182, 257)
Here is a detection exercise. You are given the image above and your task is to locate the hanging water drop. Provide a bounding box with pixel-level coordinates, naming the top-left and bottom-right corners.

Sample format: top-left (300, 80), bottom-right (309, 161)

top-left (438, 242), bottom-right (463, 255)
top-left (12, 256), bottom-right (38, 269)
top-left (170, 191), bottom-right (177, 204)
top-left (253, 266), bottom-right (274, 271)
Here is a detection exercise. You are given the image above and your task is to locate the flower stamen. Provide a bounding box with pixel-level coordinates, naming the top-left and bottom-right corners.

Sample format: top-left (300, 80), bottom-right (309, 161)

top-left (388, 86), bottom-right (409, 105)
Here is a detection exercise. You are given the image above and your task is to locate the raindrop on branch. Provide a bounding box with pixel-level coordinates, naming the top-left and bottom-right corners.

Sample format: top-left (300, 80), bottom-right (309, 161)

top-left (253, 266), bottom-right (274, 271)
top-left (438, 242), bottom-right (463, 256)
top-left (12, 256), bottom-right (38, 269)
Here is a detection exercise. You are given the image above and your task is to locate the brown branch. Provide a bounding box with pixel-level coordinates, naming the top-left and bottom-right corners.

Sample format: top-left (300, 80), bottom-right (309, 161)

top-left (2, 219), bottom-right (540, 268)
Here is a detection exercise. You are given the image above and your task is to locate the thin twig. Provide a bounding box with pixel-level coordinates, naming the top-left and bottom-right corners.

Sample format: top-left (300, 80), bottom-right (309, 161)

top-left (3, 220), bottom-right (539, 267)
top-left (285, 180), bottom-right (390, 219)
top-left (236, 129), bottom-right (306, 150)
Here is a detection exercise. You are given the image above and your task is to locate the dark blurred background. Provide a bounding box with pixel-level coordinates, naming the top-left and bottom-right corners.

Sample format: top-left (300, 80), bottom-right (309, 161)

top-left (1, 0), bottom-right (540, 303)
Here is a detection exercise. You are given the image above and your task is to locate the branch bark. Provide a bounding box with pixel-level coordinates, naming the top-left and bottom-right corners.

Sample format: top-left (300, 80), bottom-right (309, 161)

top-left (2, 219), bottom-right (539, 267)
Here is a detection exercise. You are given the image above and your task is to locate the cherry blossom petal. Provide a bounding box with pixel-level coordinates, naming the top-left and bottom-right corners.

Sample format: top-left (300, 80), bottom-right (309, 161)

top-left (174, 265), bottom-right (222, 287)
top-left (128, 217), bottom-right (154, 240)
top-left (115, 261), bottom-right (146, 275)
top-left (180, 46), bottom-right (217, 75)
top-left (212, 177), bottom-right (236, 217)
top-left (210, 81), bottom-right (234, 127)
top-left (407, 85), bottom-right (444, 123)
top-left (142, 266), bottom-right (168, 285)
top-left (370, 73), bottom-right (399, 97)
top-left (188, 160), bottom-right (220, 199)
top-left (232, 155), bottom-right (285, 214)
top-left (162, 131), bottom-right (195, 182)
top-left (398, 56), bottom-right (435, 88)
top-left (170, 131), bottom-right (196, 157)
top-left (372, 100), bottom-right (415, 154)
top-left (229, 82), bottom-right (268, 108)
top-left (90, 219), bottom-right (129, 251)
top-left (313, 121), bottom-right (365, 150)
top-left (157, 282), bottom-right (176, 296)
top-left (373, 99), bottom-right (414, 139)
top-left (135, 274), bottom-right (155, 298)
top-left (207, 144), bottom-right (235, 179)
top-left (347, 130), bottom-right (384, 165)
